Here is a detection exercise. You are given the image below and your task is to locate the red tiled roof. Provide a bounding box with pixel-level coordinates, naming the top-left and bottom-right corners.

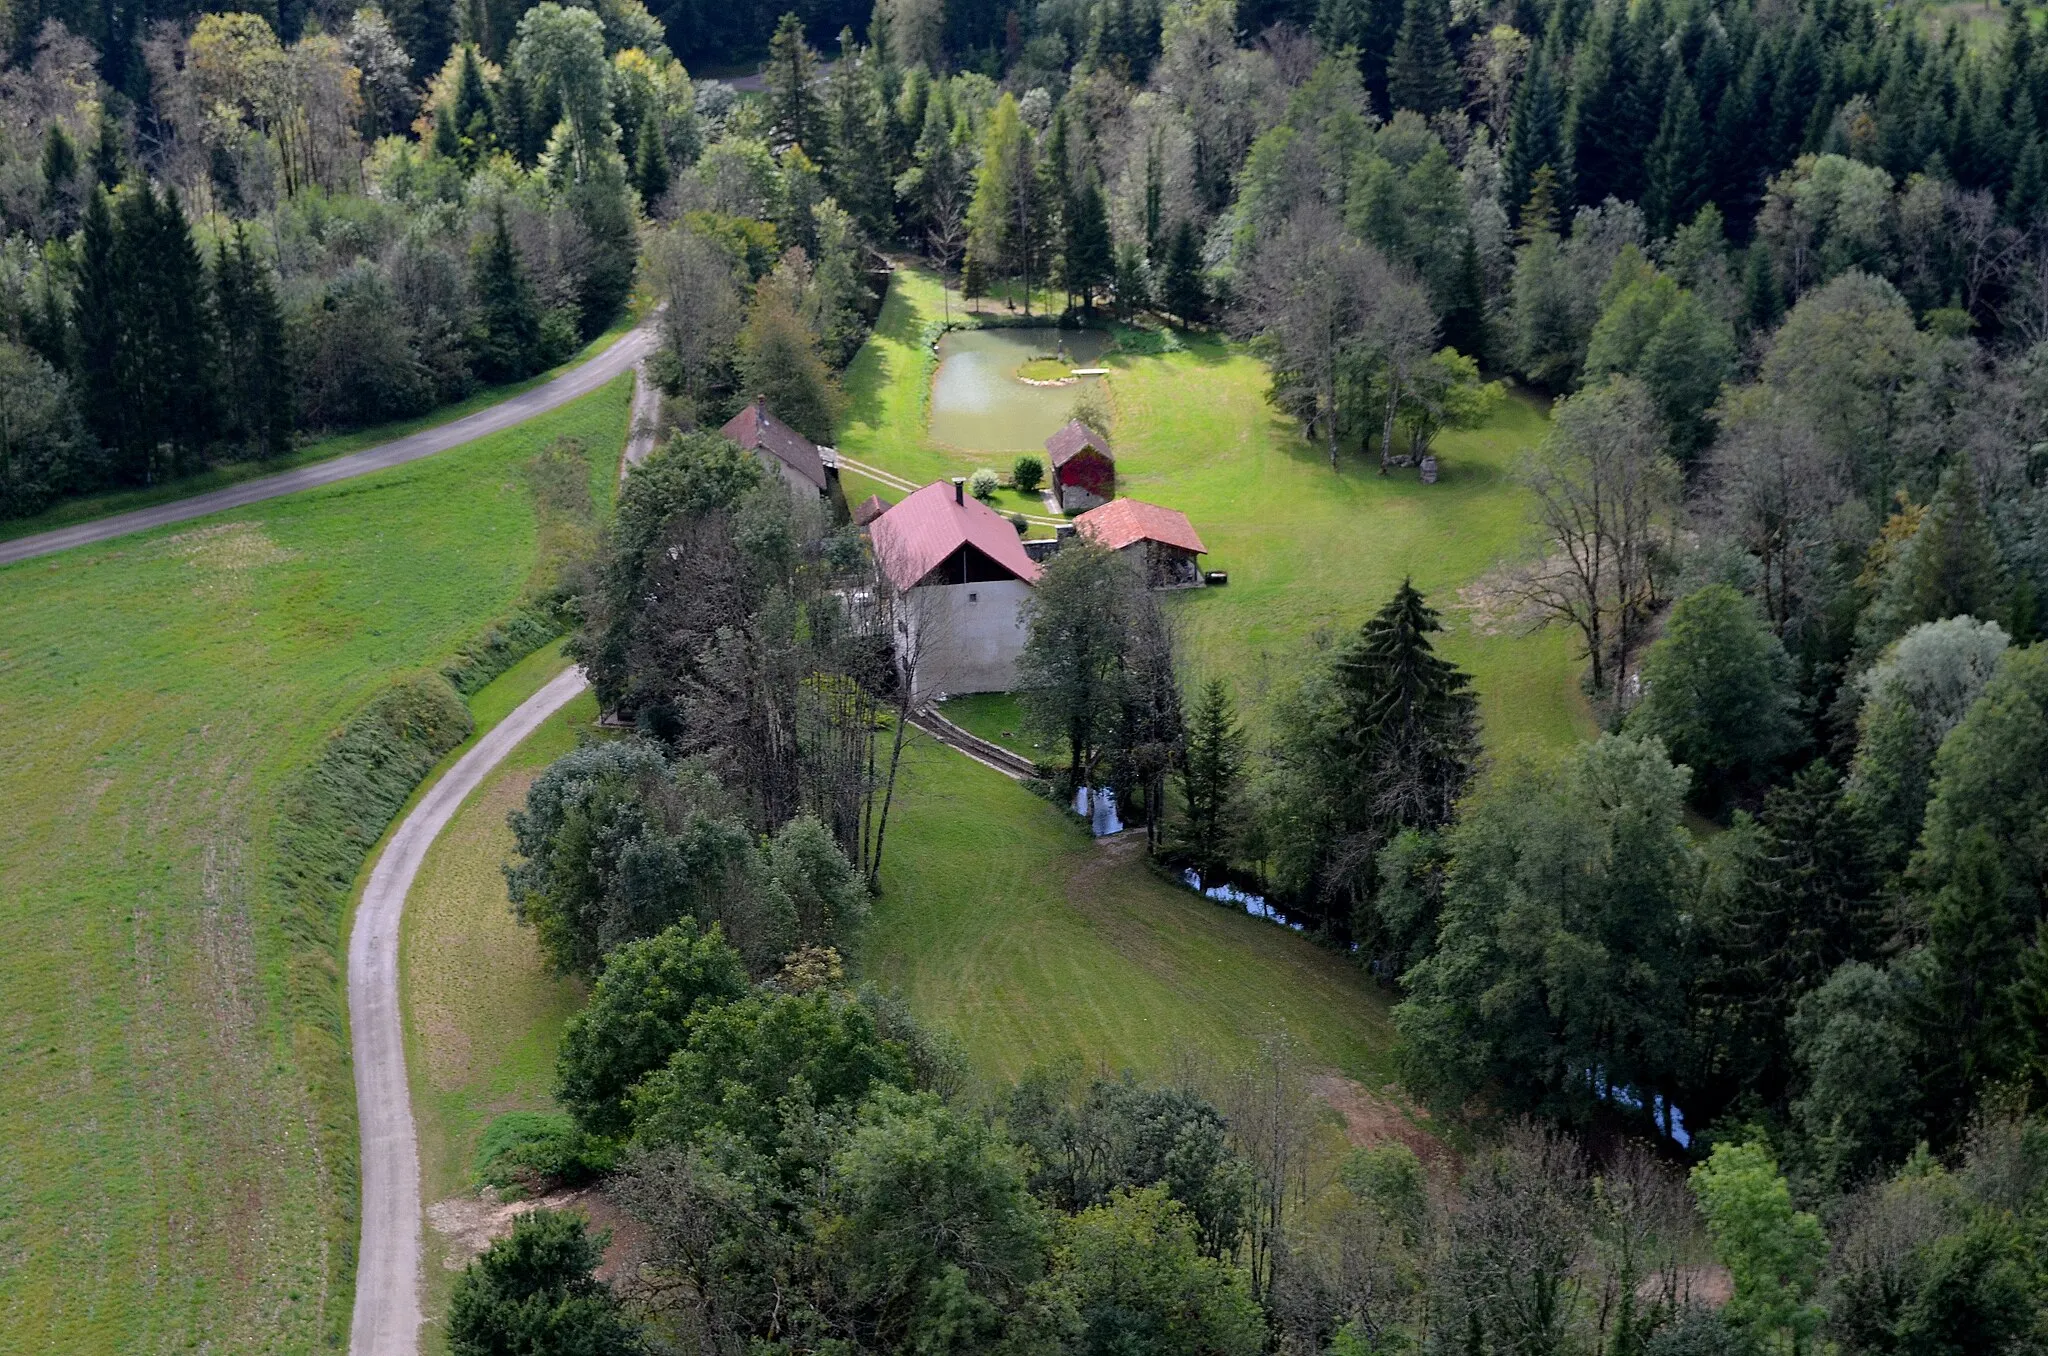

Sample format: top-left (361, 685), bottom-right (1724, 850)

top-left (719, 397), bottom-right (828, 491)
top-left (1045, 419), bottom-right (1112, 469)
top-left (870, 482), bottom-right (1043, 592)
top-left (853, 493), bottom-right (889, 527)
top-left (1075, 498), bottom-right (1206, 555)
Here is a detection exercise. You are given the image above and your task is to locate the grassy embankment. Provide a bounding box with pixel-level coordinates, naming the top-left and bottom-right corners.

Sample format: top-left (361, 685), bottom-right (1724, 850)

top-left (0, 376), bottom-right (629, 1354)
top-left (838, 263), bottom-right (1591, 753)
top-left (0, 307), bottom-right (642, 545)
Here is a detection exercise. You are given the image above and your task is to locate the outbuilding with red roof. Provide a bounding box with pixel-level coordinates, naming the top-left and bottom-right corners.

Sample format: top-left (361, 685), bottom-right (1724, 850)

top-left (720, 396), bottom-right (830, 498)
top-left (1045, 419), bottom-right (1115, 512)
top-left (1075, 498), bottom-right (1207, 588)
top-left (870, 479), bottom-right (1041, 698)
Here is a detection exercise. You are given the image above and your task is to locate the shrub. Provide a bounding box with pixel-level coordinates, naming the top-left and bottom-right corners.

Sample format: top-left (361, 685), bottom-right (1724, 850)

top-left (474, 1111), bottom-right (619, 1189)
top-left (447, 1209), bottom-right (640, 1355)
top-left (1012, 454), bottom-right (1046, 493)
top-left (1010, 513), bottom-right (1028, 534)
top-left (969, 467), bottom-right (1000, 501)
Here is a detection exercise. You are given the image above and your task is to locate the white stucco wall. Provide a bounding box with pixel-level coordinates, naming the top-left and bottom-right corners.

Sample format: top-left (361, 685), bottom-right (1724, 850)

top-left (760, 452), bottom-right (824, 501)
top-left (901, 578), bottom-right (1033, 698)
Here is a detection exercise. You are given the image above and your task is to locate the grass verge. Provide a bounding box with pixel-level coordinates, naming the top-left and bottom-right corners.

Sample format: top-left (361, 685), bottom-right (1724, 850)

top-left (0, 374), bottom-right (629, 1354)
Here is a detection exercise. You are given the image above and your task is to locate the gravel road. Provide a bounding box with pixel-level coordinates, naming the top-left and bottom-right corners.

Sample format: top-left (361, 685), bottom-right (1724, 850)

top-left (348, 666), bottom-right (590, 1356)
top-left (0, 326), bottom-right (654, 569)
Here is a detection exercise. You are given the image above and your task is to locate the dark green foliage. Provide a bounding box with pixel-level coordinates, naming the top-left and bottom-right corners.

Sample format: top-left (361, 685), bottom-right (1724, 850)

top-left (1386, 0), bottom-right (1458, 116)
top-left (1063, 178), bottom-right (1114, 313)
top-left (1504, 52), bottom-right (1567, 223)
top-left (632, 113), bottom-right (671, 204)
top-left (1268, 581), bottom-right (1478, 934)
top-left (1566, 5), bottom-right (1650, 211)
top-left (1626, 584), bottom-right (1803, 795)
top-left (1396, 734), bottom-right (1698, 1127)
top-left (1173, 678), bottom-right (1245, 884)
top-left (451, 44), bottom-right (498, 166)
top-left (468, 205), bottom-right (544, 383)
top-left (766, 13), bottom-right (824, 155)
top-left (1860, 461), bottom-right (2009, 655)
top-left (90, 104), bottom-right (123, 189)
top-left (0, 339), bottom-right (93, 519)
top-left (1006, 1068), bottom-right (1249, 1258)
top-left (1160, 218), bottom-right (1206, 323)
top-left (555, 920), bottom-right (750, 1136)
top-left (1790, 962), bottom-right (1924, 1190)
top-left (504, 740), bottom-right (760, 975)
top-left (213, 227), bottom-right (293, 459)
top-left (74, 184), bottom-right (218, 484)
top-left (1010, 452), bottom-right (1045, 492)
top-left (447, 1209), bottom-right (641, 1356)
top-left (629, 989), bottom-right (916, 1152)
top-left (1645, 72), bottom-right (1710, 238)
top-left (1314, 0), bottom-right (1402, 115)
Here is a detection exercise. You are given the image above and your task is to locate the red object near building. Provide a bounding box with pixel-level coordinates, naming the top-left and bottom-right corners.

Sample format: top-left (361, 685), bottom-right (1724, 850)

top-left (1045, 419), bottom-right (1115, 513)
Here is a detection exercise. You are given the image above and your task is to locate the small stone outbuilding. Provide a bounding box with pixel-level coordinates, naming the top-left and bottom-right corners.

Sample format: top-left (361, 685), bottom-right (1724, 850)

top-left (1045, 419), bottom-right (1115, 513)
top-left (720, 396), bottom-right (830, 500)
top-left (1075, 498), bottom-right (1207, 588)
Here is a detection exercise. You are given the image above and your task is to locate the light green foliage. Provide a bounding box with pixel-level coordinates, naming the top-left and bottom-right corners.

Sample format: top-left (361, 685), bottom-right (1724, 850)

top-left (1048, 1186), bottom-right (1265, 1356)
top-left (1010, 452), bottom-right (1045, 492)
top-left (1396, 735), bottom-right (1698, 1123)
top-left (629, 989), bottom-right (915, 1153)
top-left (969, 466), bottom-right (1000, 500)
top-left (817, 1089), bottom-right (1049, 1352)
top-left (1584, 256), bottom-right (1735, 461)
top-left (553, 920), bottom-right (749, 1136)
top-left (1690, 1142), bottom-right (1828, 1353)
top-left (1340, 1143), bottom-right (1428, 1246)
top-left (1626, 584), bottom-right (1803, 794)
top-left (513, 3), bottom-right (614, 157)
top-left (1859, 460), bottom-right (2008, 655)
top-left (1845, 615), bottom-right (2008, 868)
top-left (1398, 347), bottom-right (1504, 460)
top-left (738, 283), bottom-right (843, 443)
top-left (1755, 154), bottom-right (1897, 296)
top-left (1759, 271), bottom-right (1923, 499)
top-left (1917, 644), bottom-right (2048, 922)
top-left (762, 813), bottom-right (871, 948)
top-left (447, 1209), bottom-right (640, 1355)
top-left (0, 337), bottom-right (93, 518)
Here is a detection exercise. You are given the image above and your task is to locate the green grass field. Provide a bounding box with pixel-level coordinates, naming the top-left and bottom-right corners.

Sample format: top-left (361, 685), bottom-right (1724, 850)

top-left (839, 265), bottom-right (1592, 753)
top-left (0, 377), bottom-right (629, 1354)
top-left (862, 734), bottom-right (1401, 1089)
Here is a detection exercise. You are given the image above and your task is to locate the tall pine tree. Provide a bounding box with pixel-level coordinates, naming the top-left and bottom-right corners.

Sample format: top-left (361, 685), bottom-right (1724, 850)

top-left (214, 227), bottom-right (293, 459)
top-left (1645, 70), bottom-right (1710, 236)
top-left (1387, 0), bottom-right (1460, 116)
top-left (468, 204), bottom-right (541, 382)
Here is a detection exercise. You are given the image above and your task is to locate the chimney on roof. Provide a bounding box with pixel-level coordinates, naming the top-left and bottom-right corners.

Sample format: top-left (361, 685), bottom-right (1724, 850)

top-left (952, 476), bottom-right (965, 505)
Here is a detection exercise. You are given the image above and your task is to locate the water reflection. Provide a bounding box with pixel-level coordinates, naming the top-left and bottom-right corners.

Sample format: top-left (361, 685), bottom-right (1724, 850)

top-left (929, 327), bottom-right (1114, 450)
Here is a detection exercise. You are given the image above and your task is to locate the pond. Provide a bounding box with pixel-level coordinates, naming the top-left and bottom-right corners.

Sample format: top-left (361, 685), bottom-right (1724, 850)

top-left (928, 327), bottom-right (1114, 451)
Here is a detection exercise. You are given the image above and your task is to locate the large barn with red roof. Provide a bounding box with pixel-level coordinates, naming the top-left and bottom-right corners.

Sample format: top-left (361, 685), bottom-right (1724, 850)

top-left (869, 478), bottom-right (1041, 698)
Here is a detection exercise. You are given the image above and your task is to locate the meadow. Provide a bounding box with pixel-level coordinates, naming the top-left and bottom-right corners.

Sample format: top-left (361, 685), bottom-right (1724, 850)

top-left (838, 265), bottom-right (1592, 752)
top-left (0, 377), bottom-right (629, 1353)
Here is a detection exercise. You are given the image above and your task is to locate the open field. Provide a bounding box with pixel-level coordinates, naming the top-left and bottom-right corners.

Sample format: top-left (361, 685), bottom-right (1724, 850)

top-left (839, 264), bottom-right (1592, 753)
top-left (0, 377), bottom-right (629, 1353)
top-left (398, 643), bottom-right (595, 1345)
top-left (861, 734), bottom-right (1402, 1089)
top-left (0, 307), bottom-right (642, 545)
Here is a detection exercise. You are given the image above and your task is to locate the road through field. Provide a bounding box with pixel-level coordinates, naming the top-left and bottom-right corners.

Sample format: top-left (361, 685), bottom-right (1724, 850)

top-left (348, 665), bottom-right (590, 1356)
top-left (0, 325), bottom-right (655, 567)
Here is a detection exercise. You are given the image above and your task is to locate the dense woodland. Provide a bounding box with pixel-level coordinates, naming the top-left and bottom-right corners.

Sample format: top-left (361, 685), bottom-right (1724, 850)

top-left (10, 0), bottom-right (2046, 1346)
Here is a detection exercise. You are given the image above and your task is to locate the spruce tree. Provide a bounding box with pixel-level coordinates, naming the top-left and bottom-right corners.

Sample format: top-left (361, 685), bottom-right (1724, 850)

top-left (1913, 828), bottom-right (2031, 1132)
top-left (73, 187), bottom-right (123, 466)
top-left (1387, 0), bottom-right (1460, 116)
top-left (1160, 219), bottom-right (1205, 323)
top-left (1503, 50), bottom-right (1566, 222)
top-left (1063, 178), bottom-right (1113, 314)
top-left (214, 227), bottom-right (292, 458)
top-left (1315, 0), bottom-right (1403, 115)
top-left (468, 204), bottom-right (541, 382)
top-left (1440, 230), bottom-right (1488, 366)
top-left (452, 44), bottom-right (496, 165)
top-left (40, 125), bottom-right (76, 214)
top-left (1566, 5), bottom-right (1643, 208)
top-left (767, 13), bottom-right (824, 155)
top-left (496, 63), bottom-right (537, 167)
top-left (1645, 71), bottom-right (1709, 237)
top-left (633, 114), bottom-right (671, 205)
top-left (825, 45), bottom-right (892, 238)
top-left (1861, 460), bottom-right (2008, 653)
top-left (1330, 579), bottom-right (1480, 841)
top-left (1174, 678), bottom-right (1245, 885)
top-left (90, 104), bottom-right (123, 189)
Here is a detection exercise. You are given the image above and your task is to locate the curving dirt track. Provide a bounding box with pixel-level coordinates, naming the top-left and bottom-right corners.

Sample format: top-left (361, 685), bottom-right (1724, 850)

top-left (347, 665), bottom-right (589, 1356)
